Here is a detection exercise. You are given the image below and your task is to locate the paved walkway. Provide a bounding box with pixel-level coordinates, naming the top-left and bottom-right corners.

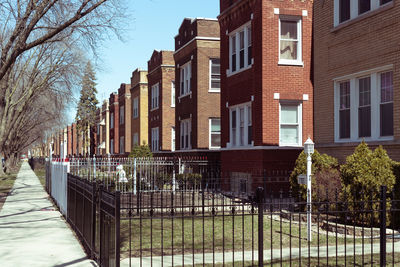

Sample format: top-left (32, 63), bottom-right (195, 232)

top-left (0, 162), bottom-right (96, 267)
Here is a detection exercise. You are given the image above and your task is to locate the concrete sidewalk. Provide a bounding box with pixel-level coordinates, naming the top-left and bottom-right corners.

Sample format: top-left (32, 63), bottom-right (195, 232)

top-left (0, 162), bottom-right (96, 267)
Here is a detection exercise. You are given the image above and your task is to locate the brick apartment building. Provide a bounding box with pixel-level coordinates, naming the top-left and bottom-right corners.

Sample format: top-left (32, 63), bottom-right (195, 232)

top-left (314, 0), bottom-right (399, 162)
top-left (147, 50), bottom-right (176, 153)
top-left (96, 99), bottom-right (109, 155)
top-left (130, 69), bottom-right (149, 148)
top-left (67, 125), bottom-right (72, 156)
top-left (174, 18), bottom-right (221, 154)
top-left (218, 0), bottom-right (313, 194)
top-left (109, 92), bottom-right (119, 155)
top-left (118, 83), bottom-right (132, 155)
top-left (72, 123), bottom-right (77, 156)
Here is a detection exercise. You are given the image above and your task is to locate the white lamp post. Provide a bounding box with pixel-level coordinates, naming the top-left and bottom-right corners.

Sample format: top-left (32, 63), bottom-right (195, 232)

top-left (304, 137), bottom-right (314, 242)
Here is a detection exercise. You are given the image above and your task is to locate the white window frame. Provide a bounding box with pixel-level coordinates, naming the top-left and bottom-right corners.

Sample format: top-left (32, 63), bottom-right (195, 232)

top-left (334, 0), bottom-right (392, 27)
top-left (279, 102), bottom-right (303, 147)
top-left (171, 127), bottom-right (175, 151)
top-left (171, 81), bottom-right (175, 107)
top-left (209, 58), bottom-right (221, 92)
top-left (179, 62), bottom-right (192, 97)
top-left (180, 119), bottom-right (191, 150)
top-left (110, 113), bottom-right (114, 129)
top-left (151, 83), bottom-right (159, 110)
top-left (119, 106), bottom-right (125, 125)
top-left (228, 102), bottom-right (253, 148)
top-left (209, 118), bottom-right (221, 149)
top-left (133, 97), bottom-right (139, 118)
top-left (278, 16), bottom-right (303, 66)
top-left (333, 65), bottom-right (394, 143)
top-left (228, 22), bottom-right (253, 76)
top-left (151, 127), bottom-right (159, 152)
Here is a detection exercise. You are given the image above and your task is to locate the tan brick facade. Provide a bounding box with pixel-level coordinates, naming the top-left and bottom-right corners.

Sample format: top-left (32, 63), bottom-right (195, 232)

top-left (130, 69), bottom-right (149, 148)
top-left (313, 0), bottom-right (400, 162)
top-left (118, 83), bottom-right (131, 155)
top-left (148, 50), bottom-right (176, 152)
top-left (174, 18), bottom-right (221, 151)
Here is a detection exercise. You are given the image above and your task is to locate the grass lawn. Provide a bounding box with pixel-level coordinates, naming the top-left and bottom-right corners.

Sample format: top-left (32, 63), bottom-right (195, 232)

top-left (198, 253), bottom-right (400, 266)
top-left (0, 165), bottom-right (20, 211)
top-left (120, 213), bottom-right (380, 258)
top-left (32, 163), bottom-right (46, 188)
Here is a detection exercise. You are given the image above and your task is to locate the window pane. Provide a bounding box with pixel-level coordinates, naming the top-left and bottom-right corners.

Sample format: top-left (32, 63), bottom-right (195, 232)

top-left (339, 0), bottom-right (350, 22)
top-left (340, 81), bottom-right (350, 109)
top-left (381, 0), bottom-right (392, 4)
top-left (280, 40), bottom-right (298, 60)
top-left (280, 21), bottom-right (297, 39)
top-left (381, 102), bottom-right (393, 136)
top-left (359, 77), bottom-right (371, 107)
top-left (211, 119), bottom-right (221, 132)
top-left (211, 133), bottom-right (221, 147)
top-left (232, 110), bottom-right (236, 128)
top-left (339, 109), bottom-right (350, 139)
top-left (247, 26), bottom-right (252, 65)
top-left (381, 71), bottom-right (393, 103)
top-left (281, 106), bottom-right (298, 124)
top-left (280, 126), bottom-right (298, 144)
top-left (359, 106), bottom-right (371, 137)
top-left (359, 0), bottom-right (371, 14)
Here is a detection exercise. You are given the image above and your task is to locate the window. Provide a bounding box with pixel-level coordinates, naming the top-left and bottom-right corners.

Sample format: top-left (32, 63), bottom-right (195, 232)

top-left (279, 18), bottom-right (302, 65)
top-left (180, 119), bottom-right (191, 150)
top-left (151, 127), bottom-right (159, 152)
top-left (209, 118), bottom-right (221, 148)
top-left (335, 0), bottom-right (392, 26)
top-left (119, 136), bottom-right (125, 154)
top-left (380, 71), bottom-right (393, 136)
top-left (110, 113), bottom-right (114, 129)
top-left (339, 0), bottom-right (350, 23)
top-left (110, 139), bottom-right (114, 154)
top-left (280, 104), bottom-right (302, 146)
top-left (334, 66), bottom-right (394, 142)
top-left (210, 59), bottom-right (220, 91)
top-left (151, 83), bottom-right (159, 110)
top-left (339, 81), bottom-right (351, 139)
top-left (133, 97), bottom-right (138, 118)
top-left (358, 77), bottom-right (371, 138)
top-left (229, 103), bottom-right (252, 147)
top-left (229, 23), bottom-right (252, 74)
top-left (119, 106), bottom-right (124, 125)
top-left (171, 81), bottom-right (175, 107)
top-left (133, 133), bottom-right (139, 146)
top-left (180, 62), bottom-right (191, 96)
top-left (171, 127), bottom-right (175, 151)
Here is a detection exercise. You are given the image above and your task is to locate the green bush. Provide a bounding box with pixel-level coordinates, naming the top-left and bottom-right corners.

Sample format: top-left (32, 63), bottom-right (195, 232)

top-left (129, 143), bottom-right (153, 158)
top-left (289, 149), bottom-right (340, 202)
top-left (340, 142), bottom-right (395, 225)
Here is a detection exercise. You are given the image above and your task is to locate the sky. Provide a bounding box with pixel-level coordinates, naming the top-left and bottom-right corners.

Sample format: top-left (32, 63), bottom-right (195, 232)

top-left (67, 0), bottom-right (220, 123)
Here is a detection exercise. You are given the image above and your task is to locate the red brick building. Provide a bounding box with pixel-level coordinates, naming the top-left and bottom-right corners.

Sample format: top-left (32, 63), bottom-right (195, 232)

top-left (148, 50), bottom-right (176, 152)
top-left (72, 123), bottom-right (77, 156)
top-left (174, 18), bottom-right (221, 153)
top-left (314, 0), bottom-right (399, 162)
top-left (67, 125), bottom-right (72, 156)
top-left (218, 0), bottom-right (313, 194)
top-left (96, 100), bottom-right (109, 155)
top-left (109, 92), bottom-right (119, 155)
top-left (118, 83), bottom-right (131, 155)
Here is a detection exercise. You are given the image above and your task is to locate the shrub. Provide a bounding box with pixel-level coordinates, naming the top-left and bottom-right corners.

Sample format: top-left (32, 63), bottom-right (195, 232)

top-left (129, 143), bottom-right (153, 158)
top-left (289, 149), bottom-right (340, 202)
top-left (340, 142), bottom-right (395, 225)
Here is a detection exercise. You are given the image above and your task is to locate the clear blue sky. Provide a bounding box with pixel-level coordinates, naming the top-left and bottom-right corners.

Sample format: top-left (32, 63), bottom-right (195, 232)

top-left (68, 0), bottom-right (220, 123)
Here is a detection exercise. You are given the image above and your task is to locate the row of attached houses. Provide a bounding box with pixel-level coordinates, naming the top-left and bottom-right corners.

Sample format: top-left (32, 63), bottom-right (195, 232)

top-left (33, 0), bottom-right (400, 194)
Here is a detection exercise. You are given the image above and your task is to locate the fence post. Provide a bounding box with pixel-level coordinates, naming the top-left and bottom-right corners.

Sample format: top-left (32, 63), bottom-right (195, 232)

top-left (99, 185), bottom-right (103, 266)
top-left (91, 181), bottom-right (96, 259)
top-left (115, 191), bottom-right (121, 267)
top-left (133, 158), bottom-right (137, 195)
top-left (93, 155), bottom-right (96, 180)
top-left (380, 185), bottom-right (387, 266)
top-left (256, 187), bottom-right (264, 267)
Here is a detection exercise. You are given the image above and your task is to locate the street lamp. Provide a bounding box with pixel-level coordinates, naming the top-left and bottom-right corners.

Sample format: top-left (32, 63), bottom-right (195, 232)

top-left (304, 137), bottom-right (314, 242)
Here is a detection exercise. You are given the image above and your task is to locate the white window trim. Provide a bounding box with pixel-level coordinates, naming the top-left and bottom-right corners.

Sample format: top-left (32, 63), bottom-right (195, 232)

top-left (227, 102), bottom-right (253, 148)
top-left (171, 81), bottom-right (176, 107)
top-left (179, 61), bottom-right (192, 98)
top-left (209, 118), bottom-right (221, 149)
top-left (150, 83), bottom-right (159, 111)
top-left (279, 102), bottom-right (303, 147)
top-left (333, 65), bottom-right (394, 143)
top-left (209, 59), bottom-right (221, 92)
top-left (171, 127), bottom-right (175, 151)
top-left (227, 21), bottom-right (253, 76)
top-left (278, 17), bottom-right (303, 66)
top-left (180, 119), bottom-right (192, 150)
top-left (333, 0), bottom-right (392, 27)
top-left (151, 127), bottom-right (159, 152)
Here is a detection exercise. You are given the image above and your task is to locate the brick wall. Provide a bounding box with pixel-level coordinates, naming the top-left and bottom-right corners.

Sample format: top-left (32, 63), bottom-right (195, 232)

top-left (118, 83), bottom-right (131, 154)
top-left (313, 0), bottom-right (400, 160)
top-left (109, 92), bottom-right (119, 155)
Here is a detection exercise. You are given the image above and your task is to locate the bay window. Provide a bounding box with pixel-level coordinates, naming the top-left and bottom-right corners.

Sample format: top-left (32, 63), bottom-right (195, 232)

top-left (209, 118), bottom-right (221, 148)
top-left (180, 119), bottom-right (191, 150)
top-left (151, 83), bottom-right (159, 110)
top-left (229, 23), bottom-right (252, 74)
top-left (180, 62), bottom-right (191, 96)
top-left (229, 103), bottom-right (252, 147)
top-left (280, 104), bottom-right (302, 146)
top-left (279, 17), bottom-right (302, 65)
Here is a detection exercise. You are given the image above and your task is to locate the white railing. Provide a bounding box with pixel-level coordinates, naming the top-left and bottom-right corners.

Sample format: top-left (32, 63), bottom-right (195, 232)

top-left (49, 159), bottom-right (69, 217)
